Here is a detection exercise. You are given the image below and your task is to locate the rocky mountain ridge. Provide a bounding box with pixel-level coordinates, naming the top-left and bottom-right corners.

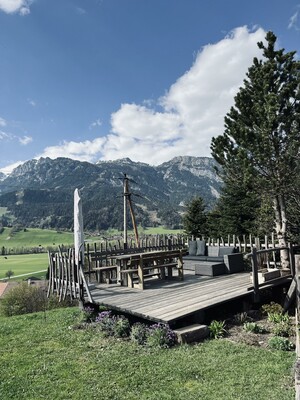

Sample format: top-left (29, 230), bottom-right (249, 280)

top-left (0, 156), bottom-right (221, 230)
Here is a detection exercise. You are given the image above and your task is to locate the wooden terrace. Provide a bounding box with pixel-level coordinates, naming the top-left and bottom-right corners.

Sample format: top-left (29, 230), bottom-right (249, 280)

top-left (85, 270), bottom-right (292, 326)
top-left (47, 236), bottom-right (296, 327)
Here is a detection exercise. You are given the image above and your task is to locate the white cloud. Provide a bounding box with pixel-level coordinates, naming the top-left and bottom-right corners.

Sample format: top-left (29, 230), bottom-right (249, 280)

top-left (34, 26), bottom-right (266, 166)
top-left (76, 7), bottom-right (86, 15)
top-left (19, 135), bottom-right (33, 145)
top-left (0, 0), bottom-right (32, 15)
top-left (0, 117), bottom-right (7, 127)
top-left (0, 160), bottom-right (25, 175)
top-left (37, 137), bottom-right (107, 162)
top-left (89, 118), bottom-right (102, 129)
top-left (0, 130), bottom-right (12, 140)
top-left (101, 26), bottom-right (266, 164)
top-left (28, 98), bottom-right (36, 107)
top-left (288, 10), bottom-right (299, 30)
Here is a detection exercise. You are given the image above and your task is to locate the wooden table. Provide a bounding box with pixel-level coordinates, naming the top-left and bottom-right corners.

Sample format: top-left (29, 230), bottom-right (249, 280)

top-left (115, 249), bottom-right (185, 289)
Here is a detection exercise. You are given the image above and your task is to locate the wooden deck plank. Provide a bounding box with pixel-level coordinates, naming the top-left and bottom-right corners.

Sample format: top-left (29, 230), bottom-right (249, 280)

top-left (87, 271), bottom-right (291, 324)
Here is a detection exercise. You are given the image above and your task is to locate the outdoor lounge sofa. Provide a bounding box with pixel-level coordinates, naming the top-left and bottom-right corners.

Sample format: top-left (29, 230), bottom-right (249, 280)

top-left (183, 240), bottom-right (245, 276)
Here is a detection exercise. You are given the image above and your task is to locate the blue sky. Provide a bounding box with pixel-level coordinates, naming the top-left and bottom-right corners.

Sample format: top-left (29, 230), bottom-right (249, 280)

top-left (1, 0), bottom-right (300, 174)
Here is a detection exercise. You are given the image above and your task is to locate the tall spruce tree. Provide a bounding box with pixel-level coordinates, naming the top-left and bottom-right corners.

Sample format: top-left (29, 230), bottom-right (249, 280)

top-left (183, 196), bottom-right (207, 237)
top-left (211, 31), bottom-right (300, 266)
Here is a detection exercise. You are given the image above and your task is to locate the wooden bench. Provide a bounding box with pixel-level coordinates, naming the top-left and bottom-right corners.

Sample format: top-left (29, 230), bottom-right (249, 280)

top-left (119, 250), bottom-right (184, 289)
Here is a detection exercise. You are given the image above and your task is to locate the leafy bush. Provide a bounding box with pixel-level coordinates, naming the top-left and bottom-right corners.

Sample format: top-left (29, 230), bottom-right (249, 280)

top-left (146, 323), bottom-right (177, 348)
top-left (81, 305), bottom-right (98, 322)
top-left (243, 322), bottom-right (266, 334)
top-left (130, 322), bottom-right (149, 345)
top-left (209, 320), bottom-right (227, 339)
top-left (261, 302), bottom-right (283, 315)
top-left (268, 336), bottom-right (295, 351)
top-left (95, 311), bottom-right (130, 338)
top-left (267, 312), bottom-right (290, 324)
top-left (95, 311), bottom-right (117, 337)
top-left (233, 312), bottom-right (252, 325)
top-left (0, 283), bottom-right (47, 316)
top-left (114, 315), bottom-right (130, 338)
top-left (271, 322), bottom-right (292, 337)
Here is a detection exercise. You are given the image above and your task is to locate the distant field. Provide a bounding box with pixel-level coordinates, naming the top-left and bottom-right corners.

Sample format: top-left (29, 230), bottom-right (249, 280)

top-left (0, 226), bottom-right (183, 251)
top-left (0, 227), bottom-right (74, 250)
top-left (0, 253), bottom-right (48, 280)
top-left (107, 226), bottom-right (183, 236)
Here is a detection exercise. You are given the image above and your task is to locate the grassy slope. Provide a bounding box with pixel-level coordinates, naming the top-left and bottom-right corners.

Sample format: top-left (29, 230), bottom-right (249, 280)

top-left (0, 253), bottom-right (48, 280)
top-left (0, 227), bottom-right (74, 249)
top-left (0, 307), bottom-right (295, 400)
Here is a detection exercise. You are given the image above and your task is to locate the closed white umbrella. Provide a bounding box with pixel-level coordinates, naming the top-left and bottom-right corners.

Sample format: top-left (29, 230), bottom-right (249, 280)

top-left (74, 188), bottom-right (84, 267)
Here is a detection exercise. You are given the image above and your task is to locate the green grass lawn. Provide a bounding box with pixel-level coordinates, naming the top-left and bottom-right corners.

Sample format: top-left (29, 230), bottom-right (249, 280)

top-left (0, 227), bottom-right (74, 250)
top-left (0, 253), bottom-right (48, 280)
top-left (0, 307), bottom-right (295, 400)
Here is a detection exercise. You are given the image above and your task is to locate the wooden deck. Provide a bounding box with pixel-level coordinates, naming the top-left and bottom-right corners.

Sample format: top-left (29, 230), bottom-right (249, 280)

top-left (86, 271), bottom-right (292, 325)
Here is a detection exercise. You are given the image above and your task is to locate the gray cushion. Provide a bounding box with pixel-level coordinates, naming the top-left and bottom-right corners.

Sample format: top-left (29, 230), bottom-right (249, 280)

top-left (206, 257), bottom-right (224, 262)
top-left (219, 247), bottom-right (235, 256)
top-left (188, 241), bottom-right (197, 256)
top-left (196, 240), bottom-right (206, 256)
top-left (207, 246), bottom-right (219, 257)
top-left (183, 255), bottom-right (207, 261)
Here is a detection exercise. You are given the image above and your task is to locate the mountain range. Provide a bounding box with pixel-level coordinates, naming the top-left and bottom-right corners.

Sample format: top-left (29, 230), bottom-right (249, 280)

top-left (0, 156), bottom-right (222, 231)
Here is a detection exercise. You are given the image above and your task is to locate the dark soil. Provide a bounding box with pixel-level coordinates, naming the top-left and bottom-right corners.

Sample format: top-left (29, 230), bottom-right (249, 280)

top-left (224, 310), bottom-right (296, 349)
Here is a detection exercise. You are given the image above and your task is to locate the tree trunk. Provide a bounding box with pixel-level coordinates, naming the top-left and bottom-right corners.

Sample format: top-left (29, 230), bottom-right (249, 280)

top-left (273, 195), bottom-right (290, 268)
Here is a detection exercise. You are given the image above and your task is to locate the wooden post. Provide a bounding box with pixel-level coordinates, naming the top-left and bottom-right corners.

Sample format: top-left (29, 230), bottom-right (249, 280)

top-left (138, 255), bottom-right (144, 290)
top-left (288, 243), bottom-right (295, 276)
top-left (296, 255), bottom-right (300, 316)
top-left (251, 248), bottom-right (260, 303)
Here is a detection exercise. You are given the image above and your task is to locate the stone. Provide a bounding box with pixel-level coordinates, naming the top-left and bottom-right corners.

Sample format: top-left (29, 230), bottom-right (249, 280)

top-left (174, 324), bottom-right (210, 344)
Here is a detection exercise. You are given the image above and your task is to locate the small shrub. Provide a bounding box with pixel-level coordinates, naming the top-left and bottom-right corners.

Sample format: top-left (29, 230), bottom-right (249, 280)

top-left (130, 322), bottom-right (149, 345)
top-left (95, 310), bottom-right (116, 337)
top-left (243, 322), bottom-right (266, 334)
top-left (272, 322), bottom-right (292, 337)
top-left (146, 323), bottom-right (177, 348)
top-left (209, 320), bottom-right (227, 339)
top-left (267, 312), bottom-right (290, 324)
top-left (261, 302), bottom-right (283, 315)
top-left (268, 336), bottom-right (295, 351)
top-left (114, 315), bottom-right (130, 338)
top-left (81, 306), bottom-right (98, 322)
top-left (0, 283), bottom-right (47, 316)
top-left (233, 312), bottom-right (252, 325)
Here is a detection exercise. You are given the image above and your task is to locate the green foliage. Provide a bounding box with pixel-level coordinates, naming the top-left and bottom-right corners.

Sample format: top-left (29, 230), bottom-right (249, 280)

top-left (268, 336), bottom-right (295, 351)
top-left (209, 320), bottom-right (227, 339)
top-left (271, 322), bottom-right (292, 338)
top-left (261, 301), bottom-right (283, 315)
top-left (211, 31), bottom-right (300, 241)
top-left (183, 196), bottom-right (207, 237)
top-left (243, 322), bottom-right (266, 334)
top-left (0, 283), bottom-right (47, 316)
top-left (113, 315), bottom-right (131, 338)
top-left (146, 323), bottom-right (177, 348)
top-left (130, 322), bottom-right (149, 345)
top-left (267, 312), bottom-right (290, 324)
top-left (232, 311), bottom-right (252, 325)
top-left (5, 269), bottom-right (14, 279)
top-left (95, 311), bottom-right (130, 338)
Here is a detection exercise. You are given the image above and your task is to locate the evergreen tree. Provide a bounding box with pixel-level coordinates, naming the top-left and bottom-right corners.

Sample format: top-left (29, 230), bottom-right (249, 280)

top-left (211, 31), bottom-right (300, 266)
top-left (183, 196), bottom-right (207, 237)
top-left (207, 177), bottom-right (260, 237)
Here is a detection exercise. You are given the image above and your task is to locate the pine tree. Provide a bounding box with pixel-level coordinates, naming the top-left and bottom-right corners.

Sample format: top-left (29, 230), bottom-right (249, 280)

top-left (211, 31), bottom-right (300, 267)
top-left (183, 196), bottom-right (207, 237)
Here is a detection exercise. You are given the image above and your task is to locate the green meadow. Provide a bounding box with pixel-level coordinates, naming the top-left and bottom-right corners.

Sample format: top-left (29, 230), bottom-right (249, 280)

top-left (0, 253), bottom-right (48, 280)
top-left (0, 307), bottom-right (295, 400)
top-left (0, 227), bottom-right (74, 250)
